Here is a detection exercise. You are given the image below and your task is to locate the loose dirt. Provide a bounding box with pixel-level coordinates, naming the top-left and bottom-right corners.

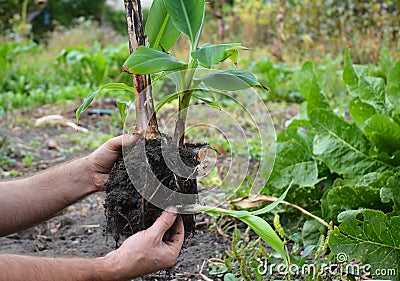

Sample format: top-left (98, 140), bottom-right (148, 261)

top-left (104, 136), bottom-right (202, 245)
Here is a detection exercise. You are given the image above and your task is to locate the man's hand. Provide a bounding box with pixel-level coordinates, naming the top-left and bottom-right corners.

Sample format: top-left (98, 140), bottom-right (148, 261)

top-left (101, 207), bottom-right (185, 280)
top-left (85, 134), bottom-right (141, 191)
top-left (0, 208), bottom-right (184, 281)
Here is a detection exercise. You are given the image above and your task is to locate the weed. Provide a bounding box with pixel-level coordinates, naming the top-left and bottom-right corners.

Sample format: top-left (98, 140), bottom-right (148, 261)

top-left (209, 227), bottom-right (272, 281)
top-left (22, 154), bottom-right (34, 168)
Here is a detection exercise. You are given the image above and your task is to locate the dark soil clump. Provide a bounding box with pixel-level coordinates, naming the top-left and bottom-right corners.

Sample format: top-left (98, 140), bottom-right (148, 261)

top-left (104, 135), bottom-right (203, 245)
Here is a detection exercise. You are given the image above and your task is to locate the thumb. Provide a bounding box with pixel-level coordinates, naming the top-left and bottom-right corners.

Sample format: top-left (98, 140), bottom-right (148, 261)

top-left (149, 207), bottom-right (178, 237)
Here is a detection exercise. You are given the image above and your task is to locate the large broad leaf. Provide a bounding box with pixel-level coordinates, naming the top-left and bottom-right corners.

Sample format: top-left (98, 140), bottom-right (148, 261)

top-left (321, 173), bottom-right (392, 221)
top-left (387, 61), bottom-right (400, 122)
top-left (358, 75), bottom-right (386, 114)
top-left (343, 49), bottom-right (358, 87)
top-left (163, 0), bottom-right (205, 45)
top-left (343, 50), bottom-right (366, 97)
top-left (364, 114), bottom-right (400, 155)
top-left (302, 220), bottom-right (323, 247)
top-left (311, 109), bottom-right (397, 177)
top-left (191, 43), bottom-right (247, 68)
top-left (380, 172), bottom-right (400, 214)
top-left (329, 209), bottom-right (400, 280)
top-left (76, 83), bottom-right (135, 123)
top-left (268, 137), bottom-right (318, 189)
top-left (201, 70), bottom-right (264, 91)
top-left (349, 97), bottom-right (377, 131)
top-left (122, 46), bottom-right (187, 74)
top-left (145, 0), bottom-right (180, 51)
top-left (343, 50), bottom-right (386, 114)
top-left (299, 61), bottom-right (330, 114)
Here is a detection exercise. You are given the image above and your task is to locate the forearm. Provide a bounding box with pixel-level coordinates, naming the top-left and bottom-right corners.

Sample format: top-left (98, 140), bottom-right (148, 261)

top-left (0, 254), bottom-right (117, 281)
top-left (0, 156), bottom-right (97, 236)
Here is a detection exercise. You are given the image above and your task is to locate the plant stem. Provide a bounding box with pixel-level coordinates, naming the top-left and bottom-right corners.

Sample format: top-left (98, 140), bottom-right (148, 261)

top-left (183, 200), bottom-right (330, 228)
top-left (174, 59), bottom-right (198, 147)
top-left (124, 0), bottom-right (159, 138)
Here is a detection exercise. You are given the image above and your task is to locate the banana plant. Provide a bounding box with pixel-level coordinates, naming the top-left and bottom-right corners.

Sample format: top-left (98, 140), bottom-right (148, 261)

top-left (121, 0), bottom-right (265, 146)
top-left (76, 0), bottom-right (287, 265)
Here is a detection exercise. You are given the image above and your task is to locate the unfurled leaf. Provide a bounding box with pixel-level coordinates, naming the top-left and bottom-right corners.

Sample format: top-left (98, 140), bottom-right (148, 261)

top-left (310, 109), bottom-right (396, 177)
top-left (329, 209), bottom-right (400, 280)
top-left (321, 173), bottom-right (391, 221)
top-left (163, 0), bottom-right (205, 44)
top-left (122, 46), bottom-right (187, 74)
top-left (201, 70), bottom-right (264, 91)
top-left (191, 43), bottom-right (247, 68)
top-left (387, 61), bottom-right (400, 109)
top-left (76, 83), bottom-right (135, 123)
top-left (145, 0), bottom-right (180, 51)
top-left (364, 114), bottom-right (400, 155)
top-left (349, 97), bottom-right (377, 131)
top-left (358, 76), bottom-right (386, 114)
top-left (299, 61), bottom-right (330, 113)
top-left (388, 60), bottom-right (400, 88)
top-left (343, 50), bottom-right (387, 114)
top-left (233, 214), bottom-right (288, 267)
top-left (343, 49), bottom-right (358, 86)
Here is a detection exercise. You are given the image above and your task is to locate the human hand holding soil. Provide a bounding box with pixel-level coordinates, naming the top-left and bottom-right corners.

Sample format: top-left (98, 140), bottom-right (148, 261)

top-left (101, 207), bottom-right (184, 280)
top-left (85, 134), bottom-right (141, 191)
top-left (0, 134), bottom-right (187, 280)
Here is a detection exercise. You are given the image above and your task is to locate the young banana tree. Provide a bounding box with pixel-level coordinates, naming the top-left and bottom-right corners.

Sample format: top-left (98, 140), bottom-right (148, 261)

top-left (76, 0), bottom-right (288, 267)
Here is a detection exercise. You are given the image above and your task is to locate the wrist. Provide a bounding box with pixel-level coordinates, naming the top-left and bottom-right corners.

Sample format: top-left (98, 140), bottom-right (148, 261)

top-left (96, 254), bottom-right (127, 281)
top-left (92, 256), bottom-right (113, 281)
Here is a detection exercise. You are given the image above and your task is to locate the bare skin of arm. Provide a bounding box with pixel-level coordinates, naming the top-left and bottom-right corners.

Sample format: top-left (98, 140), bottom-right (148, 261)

top-left (0, 209), bottom-right (184, 281)
top-left (0, 134), bottom-right (139, 236)
top-left (0, 135), bottom-right (185, 280)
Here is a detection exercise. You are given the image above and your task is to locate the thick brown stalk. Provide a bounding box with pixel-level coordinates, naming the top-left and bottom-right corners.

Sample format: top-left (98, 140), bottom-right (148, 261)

top-left (124, 0), bottom-right (159, 138)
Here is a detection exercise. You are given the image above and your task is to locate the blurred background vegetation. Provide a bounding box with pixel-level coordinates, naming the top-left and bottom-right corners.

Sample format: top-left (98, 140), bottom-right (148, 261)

top-left (0, 0), bottom-right (398, 112)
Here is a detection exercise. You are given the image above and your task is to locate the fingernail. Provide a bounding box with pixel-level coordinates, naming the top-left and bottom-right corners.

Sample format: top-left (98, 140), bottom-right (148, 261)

top-left (165, 206), bottom-right (178, 215)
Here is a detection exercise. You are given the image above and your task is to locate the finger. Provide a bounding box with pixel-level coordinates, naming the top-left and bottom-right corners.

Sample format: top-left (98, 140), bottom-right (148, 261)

top-left (162, 213), bottom-right (179, 242)
top-left (149, 207), bottom-right (178, 238)
top-left (163, 215), bottom-right (184, 247)
top-left (122, 133), bottom-right (141, 148)
top-left (105, 134), bottom-right (139, 152)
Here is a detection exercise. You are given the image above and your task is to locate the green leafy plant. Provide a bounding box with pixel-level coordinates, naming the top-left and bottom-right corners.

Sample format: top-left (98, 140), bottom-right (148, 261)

top-left (262, 50), bottom-right (400, 280)
top-left (76, 0), bottom-right (288, 265)
top-left (22, 154), bottom-right (34, 168)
